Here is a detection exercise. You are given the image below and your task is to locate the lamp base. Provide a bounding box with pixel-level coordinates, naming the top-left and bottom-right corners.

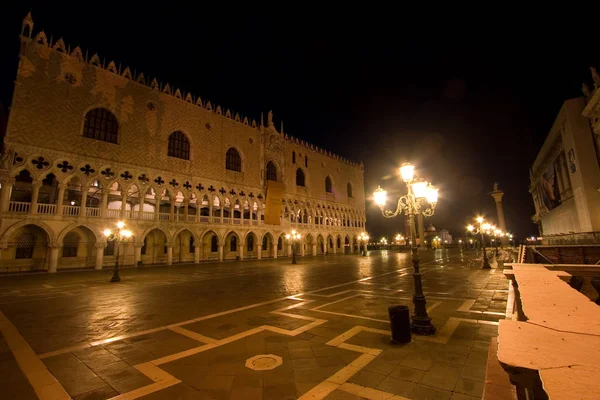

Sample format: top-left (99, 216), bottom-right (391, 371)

top-left (410, 315), bottom-right (436, 335)
top-left (111, 274), bottom-right (121, 282)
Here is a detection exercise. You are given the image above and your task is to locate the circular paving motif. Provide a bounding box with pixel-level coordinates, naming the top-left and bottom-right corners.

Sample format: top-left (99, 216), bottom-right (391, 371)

top-left (245, 354), bottom-right (283, 371)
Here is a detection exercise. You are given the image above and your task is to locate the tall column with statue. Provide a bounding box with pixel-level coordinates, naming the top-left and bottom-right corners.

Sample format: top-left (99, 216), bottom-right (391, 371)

top-left (489, 183), bottom-right (508, 242)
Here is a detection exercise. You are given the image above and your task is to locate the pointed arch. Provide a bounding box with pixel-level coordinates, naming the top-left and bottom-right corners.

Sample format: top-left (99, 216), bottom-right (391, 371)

top-left (265, 160), bottom-right (278, 181)
top-left (83, 108), bottom-right (119, 144)
top-left (0, 219), bottom-right (56, 247)
top-left (226, 148), bottom-right (242, 172)
top-left (57, 223), bottom-right (101, 244)
top-left (168, 131), bottom-right (190, 160)
top-left (325, 176), bottom-right (333, 193)
top-left (296, 168), bottom-right (305, 187)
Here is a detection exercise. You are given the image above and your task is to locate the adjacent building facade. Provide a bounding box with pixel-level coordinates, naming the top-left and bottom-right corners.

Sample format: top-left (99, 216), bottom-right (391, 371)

top-left (0, 14), bottom-right (367, 272)
top-left (530, 92), bottom-right (600, 243)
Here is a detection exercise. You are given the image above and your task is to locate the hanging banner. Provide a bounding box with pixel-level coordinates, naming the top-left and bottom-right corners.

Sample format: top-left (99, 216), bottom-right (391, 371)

top-left (264, 180), bottom-right (284, 225)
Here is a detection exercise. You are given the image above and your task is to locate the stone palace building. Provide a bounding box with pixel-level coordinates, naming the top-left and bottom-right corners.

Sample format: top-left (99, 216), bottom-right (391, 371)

top-left (0, 13), bottom-right (367, 272)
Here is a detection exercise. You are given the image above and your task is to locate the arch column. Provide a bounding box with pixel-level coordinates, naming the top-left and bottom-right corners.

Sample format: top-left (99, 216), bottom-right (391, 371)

top-left (80, 188), bottom-right (88, 218)
top-left (184, 199), bottom-right (189, 222)
top-left (133, 243), bottom-right (142, 267)
top-left (101, 191), bottom-right (109, 218)
top-left (154, 193), bottom-right (160, 221)
top-left (30, 181), bottom-right (40, 214)
top-left (95, 243), bottom-right (105, 270)
top-left (56, 183), bottom-right (66, 216)
top-left (287, 243), bottom-right (292, 257)
top-left (218, 243), bottom-right (224, 261)
top-left (48, 243), bottom-right (60, 273)
top-left (0, 178), bottom-right (13, 212)
top-left (238, 243), bottom-right (244, 261)
top-left (311, 243), bottom-right (317, 256)
top-left (257, 244), bottom-right (262, 260)
top-left (300, 242), bottom-right (305, 257)
top-left (166, 244), bottom-right (173, 265)
top-left (120, 196), bottom-right (127, 219)
top-left (169, 199), bottom-right (175, 221)
top-left (194, 244), bottom-right (201, 263)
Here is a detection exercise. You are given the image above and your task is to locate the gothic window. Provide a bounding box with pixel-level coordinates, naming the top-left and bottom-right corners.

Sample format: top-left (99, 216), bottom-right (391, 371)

top-left (104, 241), bottom-right (115, 256)
top-left (226, 148), bottom-right (241, 172)
top-left (347, 182), bottom-right (353, 198)
top-left (305, 156), bottom-right (308, 168)
top-left (62, 232), bottom-right (79, 257)
top-left (296, 168), bottom-right (305, 187)
top-left (278, 237), bottom-right (283, 250)
top-left (167, 131), bottom-right (190, 160)
top-left (83, 108), bottom-right (118, 144)
top-left (189, 236), bottom-right (195, 253)
top-left (247, 236), bottom-right (254, 252)
top-left (266, 161), bottom-right (277, 181)
top-left (325, 176), bottom-right (332, 193)
top-left (211, 235), bottom-right (218, 252)
top-left (15, 233), bottom-right (34, 259)
top-left (292, 151), bottom-right (296, 164)
top-left (141, 238), bottom-right (147, 255)
top-left (262, 236), bottom-right (268, 251)
top-left (230, 236), bottom-right (237, 252)
top-left (337, 238), bottom-right (341, 249)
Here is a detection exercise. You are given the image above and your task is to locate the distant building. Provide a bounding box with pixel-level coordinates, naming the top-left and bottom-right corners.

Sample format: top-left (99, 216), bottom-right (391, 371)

top-left (530, 95), bottom-right (600, 244)
top-left (439, 229), bottom-right (453, 245)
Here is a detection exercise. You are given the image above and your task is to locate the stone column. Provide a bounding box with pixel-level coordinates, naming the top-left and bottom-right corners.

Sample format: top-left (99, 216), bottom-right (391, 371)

top-left (0, 178), bottom-right (13, 212)
top-left (166, 245), bottom-right (173, 266)
top-left (363, 242), bottom-right (368, 254)
top-left (417, 214), bottom-right (425, 248)
top-left (300, 242), bottom-right (305, 257)
top-left (184, 199), bottom-right (189, 222)
top-left (48, 244), bottom-right (59, 273)
top-left (257, 245), bottom-right (262, 260)
top-left (490, 190), bottom-right (506, 232)
top-left (311, 243), bottom-right (317, 256)
top-left (80, 188), bottom-right (88, 218)
top-left (133, 243), bottom-right (142, 267)
top-left (218, 243), bottom-right (224, 261)
top-left (287, 243), bottom-right (292, 257)
top-left (56, 183), bottom-right (65, 216)
top-left (154, 193), bottom-right (160, 221)
top-left (101, 191), bottom-right (109, 218)
top-left (169, 200), bottom-right (175, 221)
top-left (194, 244), bottom-right (200, 263)
top-left (30, 181), bottom-right (40, 214)
top-left (238, 243), bottom-right (244, 261)
top-left (95, 243), bottom-right (105, 270)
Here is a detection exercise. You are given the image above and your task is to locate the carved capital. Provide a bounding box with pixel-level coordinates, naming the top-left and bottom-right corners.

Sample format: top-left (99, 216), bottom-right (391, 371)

top-left (48, 242), bottom-right (62, 249)
top-left (95, 242), bottom-right (107, 249)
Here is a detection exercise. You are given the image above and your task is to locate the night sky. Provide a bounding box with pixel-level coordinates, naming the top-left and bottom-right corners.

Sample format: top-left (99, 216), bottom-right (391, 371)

top-left (1, 5), bottom-right (598, 241)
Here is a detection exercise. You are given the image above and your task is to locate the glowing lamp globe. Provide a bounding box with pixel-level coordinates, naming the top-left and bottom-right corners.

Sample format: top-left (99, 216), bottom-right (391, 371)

top-left (373, 186), bottom-right (387, 206)
top-left (412, 180), bottom-right (429, 198)
top-left (400, 163), bottom-right (414, 182)
top-left (426, 185), bottom-right (438, 204)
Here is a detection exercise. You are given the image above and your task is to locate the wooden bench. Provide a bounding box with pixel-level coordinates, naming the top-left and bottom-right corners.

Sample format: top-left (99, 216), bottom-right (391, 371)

top-left (497, 264), bottom-right (600, 399)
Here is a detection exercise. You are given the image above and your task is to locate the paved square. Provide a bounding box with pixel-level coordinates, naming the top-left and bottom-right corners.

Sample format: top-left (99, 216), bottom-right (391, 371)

top-left (0, 249), bottom-right (508, 399)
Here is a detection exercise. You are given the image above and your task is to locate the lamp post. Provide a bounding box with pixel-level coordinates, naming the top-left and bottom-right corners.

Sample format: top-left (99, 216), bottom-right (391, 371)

top-left (467, 217), bottom-right (491, 269)
top-left (358, 232), bottom-right (370, 256)
top-left (103, 221), bottom-right (133, 282)
top-left (373, 162), bottom-right (438, 335)
top-left (285, 230), bottom-right (301, 264)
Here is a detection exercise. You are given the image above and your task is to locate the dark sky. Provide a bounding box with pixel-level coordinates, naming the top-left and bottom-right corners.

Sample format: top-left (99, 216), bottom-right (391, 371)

top-left (1, 5), bottom-right (598, 241)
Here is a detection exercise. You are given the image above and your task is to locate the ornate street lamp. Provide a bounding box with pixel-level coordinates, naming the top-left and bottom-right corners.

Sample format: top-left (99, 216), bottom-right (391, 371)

top-left (285, 230), bottom-right (301, 264)
top-left (373, 162), bottom-right (438, 335)
top-left (467, 217), bottom-right (492, 269)
top-left (358, 232), bottom-right (370, 256)
top-left (103, 221), bottom-right (133, 282)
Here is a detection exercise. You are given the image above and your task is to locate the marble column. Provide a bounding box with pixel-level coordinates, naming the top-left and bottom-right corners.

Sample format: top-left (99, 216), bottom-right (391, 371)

top-left (48, 244), bottom-right (59, 273)
top-left (194, 244), bottom-right (201, 263)
top-left (311, 243), bottom-right (317, 256)
top-left (95, 243), bottom-right (105, 270)
top-left (166, 245), bottom-right (173, 266)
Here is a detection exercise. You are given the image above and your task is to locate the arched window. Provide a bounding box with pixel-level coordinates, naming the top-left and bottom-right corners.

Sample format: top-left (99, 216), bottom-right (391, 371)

top-left (15, 233), bottom-right (34, 259)
top-left (262, 236), bottom-right (268, 251)
top-left (211, 235), bottom-right (218, 252)
top-left (347, 182), bottom-right (353, 198)
top-left (168, 131), bottom-right (190, 160)
top-left (325, 176), bottom-right (332, 193)
top-left (292, 151), bottom-right (296, 164)
top-left (83, 108), bottom-right (118, 144)
top-left (278, 237), bottom-right (283, 250)
top-left (189, 236), bottom-right (195, 253)
top-left (296, 168), bottom-right (305, 187)
top-left (230, 236), bottom-right (237, 252)
top-left (266, 161), bottom-right (277, 181)
top-left (62, 232), bottom-right (79, 257)
top-left (226, 148), bottom-right (241, 172)
top-left (141, 238), bottom-right (147, 255)
top-left (337, 238), bottom-right (341, 249)
top-left (247, 236), bottom-right (254, 252)
top-left (305, 155), bottom-right (308, 168)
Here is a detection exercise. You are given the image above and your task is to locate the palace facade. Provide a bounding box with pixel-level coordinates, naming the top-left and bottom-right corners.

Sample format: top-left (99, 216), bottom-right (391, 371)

top-left (0, 13), bottom-right (367, 272)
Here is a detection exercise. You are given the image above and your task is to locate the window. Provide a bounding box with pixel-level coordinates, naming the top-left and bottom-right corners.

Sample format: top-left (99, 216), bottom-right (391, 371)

top-left (83, 108), bottom-right (118, 144)
top-left (278, 237), bottom-right (283, 250)
top-left (347, 182), bottom-right (353, 198)
top-left (15, 233), bottom-right (34, 259)
top-left (305, 156), bottom-right (308, 167)
top-left (325, 176), bottom-right (332, 193)
top-left (247, 236), bottom-right (254, 251)
top-left (292, 151), bottom-right (296, 164)
top-left (62, 232), bottom-right (79, 257)
top-left (189, 236), bottom-right (195, 253)
top-left (211, 235), bottom-right (218, 252)
top-left (262, 236), bottom-right (268, 251)
top-left (167, 131), bottom-right (190, 160)
top-left (226, 148), bottom-right (241, 172)
top-left (266, 161), bottom-right (277, 181)
top-left (104, 241), bottom-right (115, 256)
top-left (141, 238), bottom-right (147, 255)
top-left (296, 168), bottom-right (305, 187)
top-left (337, 238), bottom-right (341, 248)
top-left (230, 236), bottom-right (237, 252)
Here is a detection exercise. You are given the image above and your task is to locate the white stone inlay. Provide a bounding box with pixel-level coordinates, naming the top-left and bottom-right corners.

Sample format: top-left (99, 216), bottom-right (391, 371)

top-left (245, 354), bottom-right (283, 371)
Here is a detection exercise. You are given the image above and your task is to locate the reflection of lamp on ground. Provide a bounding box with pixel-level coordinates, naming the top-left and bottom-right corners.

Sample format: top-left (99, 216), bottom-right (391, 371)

top-left (373, 162), bottom-right (438, 336)
top-left (104, 221), bottom-right (133, 282)
top-left (285, 230), bottom-right (301, 264)
top-left (358, 232), bottom-right (370, 256)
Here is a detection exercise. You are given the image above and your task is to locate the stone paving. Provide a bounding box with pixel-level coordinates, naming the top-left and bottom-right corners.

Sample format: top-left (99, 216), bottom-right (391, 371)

top-left (0, 249), bottom-right (509, 399)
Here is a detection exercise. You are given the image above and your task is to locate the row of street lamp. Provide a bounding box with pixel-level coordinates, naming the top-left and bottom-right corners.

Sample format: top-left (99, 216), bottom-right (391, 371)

top-left (466, 217), bottom-right (512, 269)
